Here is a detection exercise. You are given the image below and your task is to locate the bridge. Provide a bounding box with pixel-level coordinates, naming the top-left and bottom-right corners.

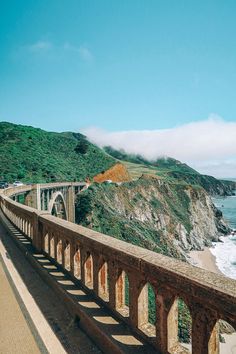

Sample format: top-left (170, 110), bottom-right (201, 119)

top-left (0, 183), bottom-right (236, 354)
top-left (8, 182), bottom-right (87, 222)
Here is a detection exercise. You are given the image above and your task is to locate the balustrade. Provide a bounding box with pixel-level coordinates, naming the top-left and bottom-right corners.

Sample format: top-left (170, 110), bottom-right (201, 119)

top-left (1, 185), bottom-right (236, 354)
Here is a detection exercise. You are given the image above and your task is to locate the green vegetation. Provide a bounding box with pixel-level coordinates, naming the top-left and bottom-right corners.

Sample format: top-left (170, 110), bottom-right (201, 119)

top-left (104, 146), bottom-right (153, 166)
top-left (0, 122), bottom-right (115, 183)
top-left (75, 177), bottom-right (199, 260)
top-left (178, 300), bottom-right (192, 343)
top-left (74, 176), bottom-right (223, 344)
top-left (148, 284), bottom-right (156, 325)
top-left (1, 123), bottom-right (230, 344)
top-left (104, 146), bottom-right (236, 196)
top-left (104, 146), bottom-right (198, 175)
top-left (147, 290), bottom-right (192, 344)
top-left (75, 193), bottom-right (93, 225)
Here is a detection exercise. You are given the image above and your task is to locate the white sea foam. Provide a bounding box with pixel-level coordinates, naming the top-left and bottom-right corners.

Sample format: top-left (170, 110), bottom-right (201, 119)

top-left (211, 192), bottom-right (236, 279)
top-left (210, 235), bottom-right (236, 280)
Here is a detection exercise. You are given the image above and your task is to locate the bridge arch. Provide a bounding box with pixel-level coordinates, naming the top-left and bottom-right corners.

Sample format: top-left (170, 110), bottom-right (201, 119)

top-left (48, 191), bottom-right (68, 220)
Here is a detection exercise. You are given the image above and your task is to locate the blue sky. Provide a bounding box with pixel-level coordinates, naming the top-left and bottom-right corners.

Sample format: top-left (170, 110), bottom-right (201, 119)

top-left (1, 1), bottom-right (236, 176)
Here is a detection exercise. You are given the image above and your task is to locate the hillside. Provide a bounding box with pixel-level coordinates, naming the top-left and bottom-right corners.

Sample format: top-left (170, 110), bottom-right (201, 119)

top-left (93, 163), bottom-right (131, 183)
top-left (104, 146), bottom-right (236, 196)
top-left (75, 175), bottom-right (230, 260)
top-left (0, 122), bottom-right (233, 260)
top-left (0, 122), bottom-right (116, 183)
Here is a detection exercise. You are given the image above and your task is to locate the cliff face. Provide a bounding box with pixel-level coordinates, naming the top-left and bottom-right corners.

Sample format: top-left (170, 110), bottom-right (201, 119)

top-left (75, 175), bottom-right (229, 260)
top-left (166, 171), bottom-right (236, 196)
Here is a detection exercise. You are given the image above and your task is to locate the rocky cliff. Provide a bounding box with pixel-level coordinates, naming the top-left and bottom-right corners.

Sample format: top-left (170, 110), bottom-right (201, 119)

top-left (104, 147), bottom-right (236, 196)
top-left (165, 171), bottom-right (236, 196)
top-left (75, 175), bottom-right (230, 260)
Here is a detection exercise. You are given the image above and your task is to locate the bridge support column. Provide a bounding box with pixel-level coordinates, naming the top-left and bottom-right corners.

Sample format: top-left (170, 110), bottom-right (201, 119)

top-left (36, 184), bottom-right (41, 210)
top-left (46, 190), bottom-right (50, 210)
top-left (24, 185), bottom-right (39, 209)
top-left (66, 186), bottom-right (75, 223)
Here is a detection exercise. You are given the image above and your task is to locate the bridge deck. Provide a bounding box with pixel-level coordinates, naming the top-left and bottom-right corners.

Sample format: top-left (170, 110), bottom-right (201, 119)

top-left (0, 214), bottom-right (101, 354)
top-left (0, 253), bottom-right (42, 354)
top-left (0, 211), bottom-right (157, 354)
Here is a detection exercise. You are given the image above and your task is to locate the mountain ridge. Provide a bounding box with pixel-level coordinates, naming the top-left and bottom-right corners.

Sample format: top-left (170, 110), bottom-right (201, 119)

top-left (103, 146), bottom-right (236, 196)
top-left (0, 122), bottom-right (116, 182)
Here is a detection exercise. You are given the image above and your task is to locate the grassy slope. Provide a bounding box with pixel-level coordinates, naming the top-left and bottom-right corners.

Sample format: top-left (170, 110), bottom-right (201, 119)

top-left (0, 122), bottom-right (115, 183)
top-left (104, 146), bottom-right (236, 195)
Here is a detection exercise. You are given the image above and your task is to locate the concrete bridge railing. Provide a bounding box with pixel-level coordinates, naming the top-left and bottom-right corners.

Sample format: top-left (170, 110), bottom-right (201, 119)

top-left (1, 184), bottom-right (236, 354)
top-left (6, 182), bottom-right (87, 223)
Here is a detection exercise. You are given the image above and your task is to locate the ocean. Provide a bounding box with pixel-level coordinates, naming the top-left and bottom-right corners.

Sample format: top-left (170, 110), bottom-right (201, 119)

top-left (212, 187), bottom-right (236, 280)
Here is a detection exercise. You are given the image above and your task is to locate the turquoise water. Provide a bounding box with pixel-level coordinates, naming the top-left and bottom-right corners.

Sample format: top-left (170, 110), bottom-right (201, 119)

top-left (211, 189), bottom-right (236, 279)
top-left (213, 194), bottom-right (236, 229)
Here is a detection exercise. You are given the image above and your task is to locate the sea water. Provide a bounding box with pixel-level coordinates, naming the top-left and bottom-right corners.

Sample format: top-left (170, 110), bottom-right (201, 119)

top-left (211, 189), bottom-right (236, 280)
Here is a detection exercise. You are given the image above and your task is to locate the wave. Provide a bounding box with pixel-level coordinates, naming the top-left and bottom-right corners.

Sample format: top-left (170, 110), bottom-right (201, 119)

top-left (210, 235), bottom-right (236, 280)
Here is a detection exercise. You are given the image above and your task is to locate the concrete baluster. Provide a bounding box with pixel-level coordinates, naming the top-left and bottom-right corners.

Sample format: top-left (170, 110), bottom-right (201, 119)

top-left (61, 239), bottom-right (65, 267)
top-left (54, 236), bottom-right (58, 262)
top-left (108, 260), bottom-right (117, 310)
top-left (81, 249), bottom-right (94, 289)
top-left (129, 275), bottom-right (141, 329)
top-left (191, 306), bottom-right (218, 354)
top-left (92, 254), bottom-right (100, 296)
top-left (69, 241), bottom-right (75, 276)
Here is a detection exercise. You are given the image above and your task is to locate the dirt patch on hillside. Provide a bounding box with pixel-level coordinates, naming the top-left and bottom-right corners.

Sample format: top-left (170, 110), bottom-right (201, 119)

top-left (93, 163), bottom-right (131, 183)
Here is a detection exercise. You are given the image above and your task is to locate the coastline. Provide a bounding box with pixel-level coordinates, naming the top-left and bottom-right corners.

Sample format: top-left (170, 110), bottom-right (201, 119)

top-left (189, 247), bottom-right (221, 274)
top-left (189, 247), bottom-right (236, 352)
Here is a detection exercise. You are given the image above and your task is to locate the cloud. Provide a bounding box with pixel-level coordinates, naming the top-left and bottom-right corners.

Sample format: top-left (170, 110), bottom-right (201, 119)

top-left (28, 41), bottom-right (52, 52)
top-left (63, 42), bottom-right (93, 62)
top-left (24, 41), bottom-right (93, 62)
top-left (82, 115), bottom-right (236, 178)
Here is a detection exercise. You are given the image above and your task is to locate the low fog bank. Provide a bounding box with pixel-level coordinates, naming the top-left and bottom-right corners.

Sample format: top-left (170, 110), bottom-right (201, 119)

top-left (82, 116), bottom-right (236, 179)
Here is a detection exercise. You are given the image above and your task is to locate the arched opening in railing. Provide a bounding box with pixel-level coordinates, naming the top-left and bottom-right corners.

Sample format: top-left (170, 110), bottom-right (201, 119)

top-left (98, 261), bottom-right (109, 302)
top-left (57, 239), bottom-right (63, 264)
top-left (44, 232), bottom-right (49, 253)
top-left (138, 282), bottom-right (156, 337)
top-left (50, 234), bottom-right (55, 258)
top-left (24, 220), bottom-right (28, 235)
top-left (28, 222), bottom-right (32, 238)
top-left (16, 216), bottom-right (19, 228)
top-left (74, 246), bottom-right (81, 279)
top-left (64, 240), bottom-right (70, 271)
top-left (168, 297), bottom-right (192, 353)
top-left (22, 219), bottom-right (25, 233)
top-left (84, 253), bottom-right (93, 289)
top-left (216, 320), bottom-right (236, 353)
top-left (20, 218), bottom-right (23, 232)
top-left (115, 270), bottom-right (129, 317)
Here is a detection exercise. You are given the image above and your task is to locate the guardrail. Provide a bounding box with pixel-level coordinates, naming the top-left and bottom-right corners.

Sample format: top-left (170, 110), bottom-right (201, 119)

top-left (0, 184), bottom-right (236, 354)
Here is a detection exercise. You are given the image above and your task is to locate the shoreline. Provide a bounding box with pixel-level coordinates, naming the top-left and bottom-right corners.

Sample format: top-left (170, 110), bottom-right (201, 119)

top-left (189, 247), bottom-right (221, 275)
top-left (189, 247), bottom-right (236, 352)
